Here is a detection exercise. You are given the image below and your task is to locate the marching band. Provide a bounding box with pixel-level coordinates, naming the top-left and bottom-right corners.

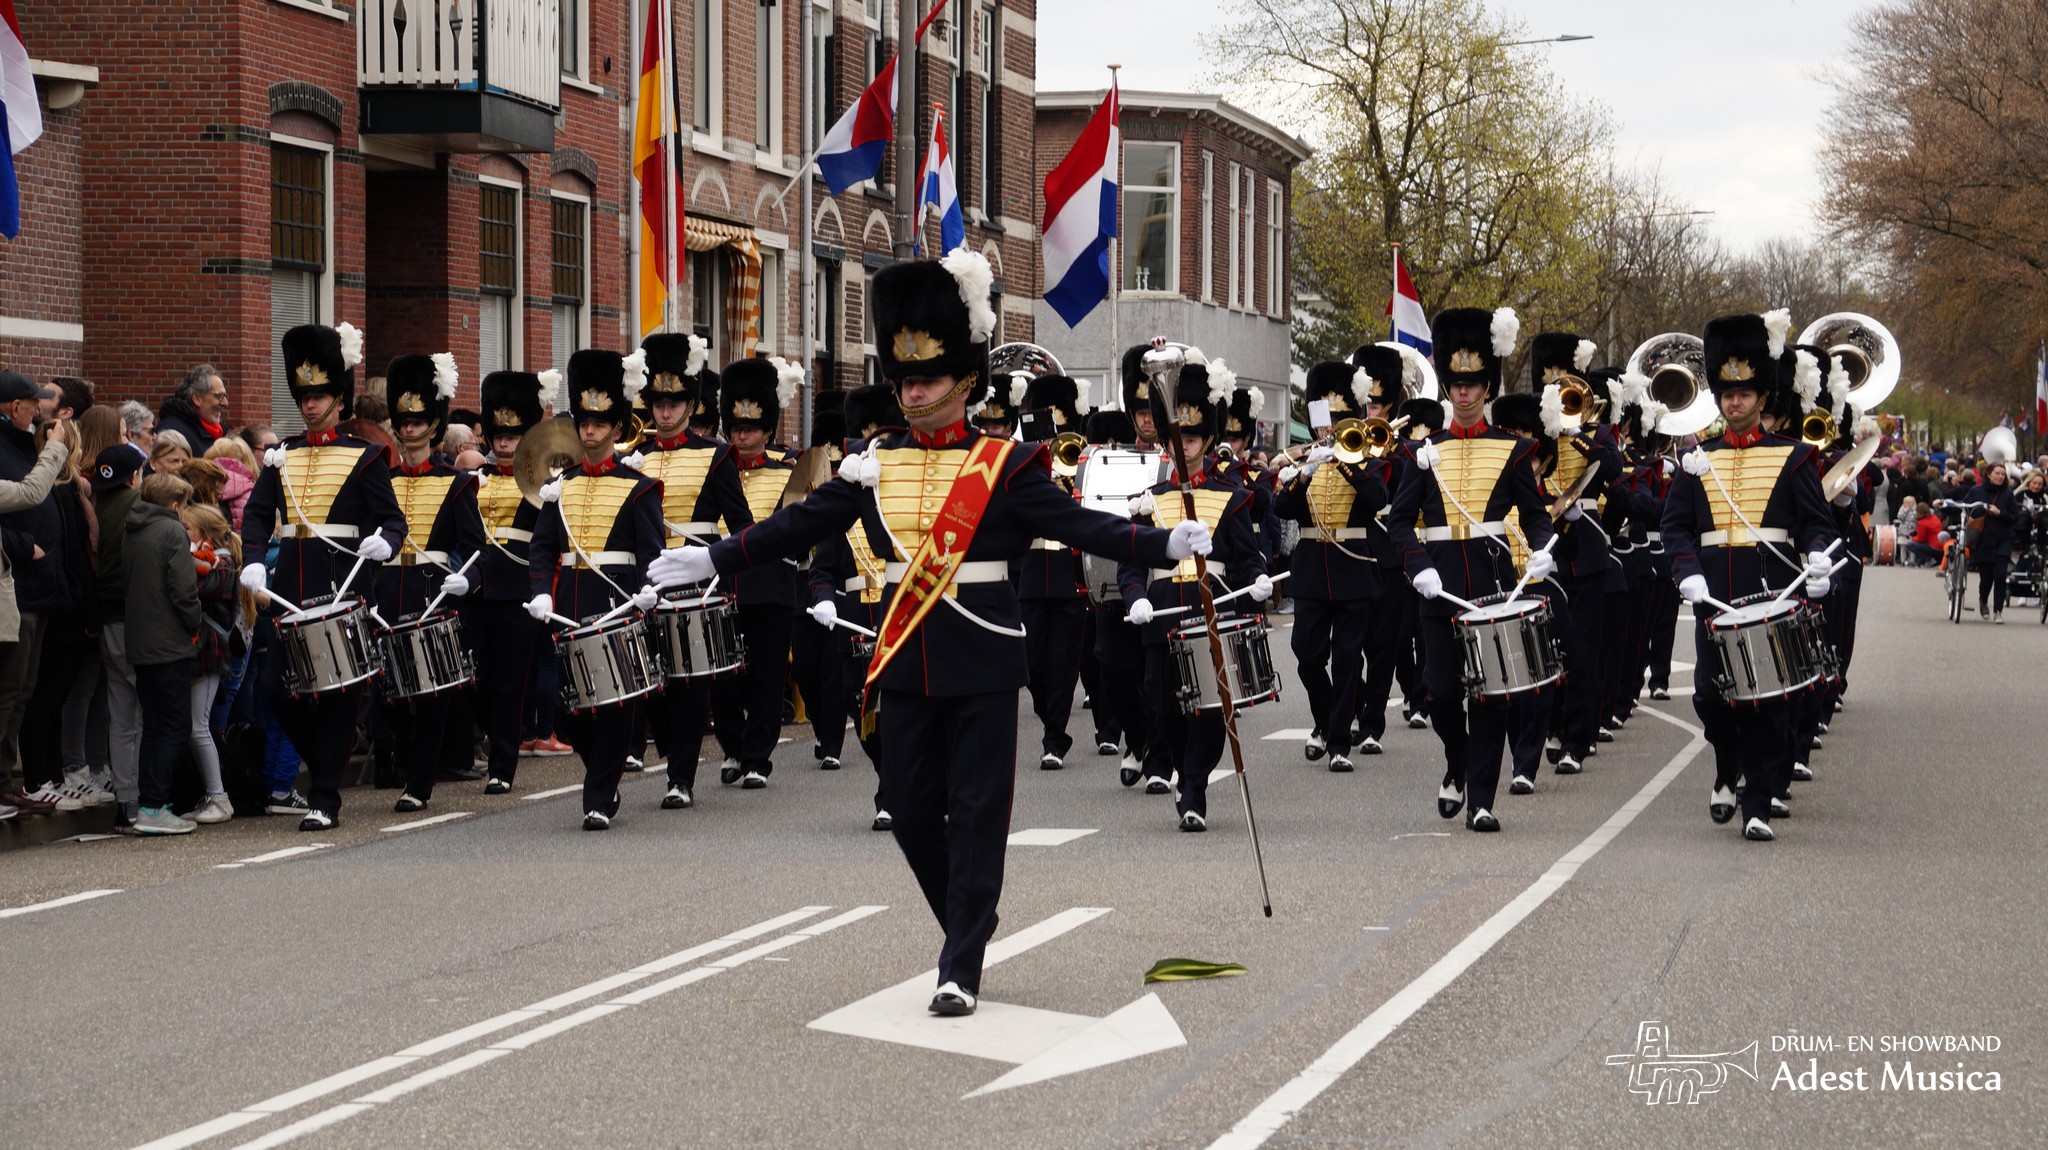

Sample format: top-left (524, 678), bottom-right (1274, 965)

top-left (235, 256), bottom-right (1897, 1013)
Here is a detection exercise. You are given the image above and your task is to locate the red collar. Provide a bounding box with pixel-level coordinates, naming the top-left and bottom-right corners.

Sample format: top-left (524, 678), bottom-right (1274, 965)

top-left (735, 452), bottom-right (771, 472)
top-left (584, 454), bottom-right (620, 477)
top-left (200, 419), bottom-right (224, 438)
top-left (1447, 420), bottom-right (1489, 440)
top-left (394, 457), bottom-right (436, 478)
top-left (1723, 425), bottom-right (1765, 449)
top-left (495, 461), bottom-right (515, 475)
top-left (913, 421), bottom-right (972, 448)
top-left (654, 433), bottom-right (689, 450)
top-left (304, 427), bottom-right (341, 447)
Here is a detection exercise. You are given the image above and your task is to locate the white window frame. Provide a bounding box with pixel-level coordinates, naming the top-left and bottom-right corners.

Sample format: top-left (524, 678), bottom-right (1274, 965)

top-left (268, 133), bottom-right (334, 434)
top-left (479, 175), bottom-right (524, 372)
top-left (551, 189), bottom-right (591, 368)
top-left (1200, 151), bottom-right (1214, 304)
top-left (757, 249), bottom-right (783, 356)
top-left (560, 0), bottom-right (589, 83)
top-left (1226, 161), bottom-right (1240, 309)
top-left (809, 0), bottom-right (834, 155)
top-left (863, 0), bottom-right (885, 84)
top-left (1266, 178), bottom-right (1284, 317)
top-left (756, 0), bottom-right (784, 161)
top-left (1240, 167), bottom-right (1256, 312)
top-left (693, 0), bottom-right (724, 143)
top-left (1121, 140), bottom-right (1180, 295)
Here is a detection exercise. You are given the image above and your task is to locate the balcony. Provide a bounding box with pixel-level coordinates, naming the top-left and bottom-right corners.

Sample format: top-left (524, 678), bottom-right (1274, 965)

top-left (358, 0), bottom-right (561, 154)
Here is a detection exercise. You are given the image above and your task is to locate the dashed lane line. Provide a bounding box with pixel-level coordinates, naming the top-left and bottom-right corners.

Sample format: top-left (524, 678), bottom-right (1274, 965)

top-left (215, 844), bottom-right (332, 870)
top-left (381, 812), bottom-right (471, 833)
top-left (0, 888), bottom-right (122, 919)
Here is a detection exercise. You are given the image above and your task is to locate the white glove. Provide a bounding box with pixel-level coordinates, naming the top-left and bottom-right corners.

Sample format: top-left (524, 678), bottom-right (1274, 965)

top-left (1563, 502), bottom-right (1584, 522)
top-left (1166, 519), bottom-right (1213, 560)
top-left (1681, 448), bottom-right (1711, 476)
top-left (1126, 597), bottom-right (1155, 625)
top-left (239, 562), bottom-right (267, 594)
top-left (355, 534), bottom-right (394, 563)
top-left (539, 478), bottom-right (563, 503)
top-left (1679, 574), bottom-right (1709, 605)
top-left (1526, 550), bottom-right (1556, 582)
top-left (524, 593), bottom-right (554, 621)
top-left (650, 545), bottom-right (715, 587)
top-left (1129, 491), bottom-right (1157, 517)
top-left (632, 585), bottom-right (660, 612)
top-left (808, 599), bottom-right (839, 630)
top-left (1412, 568), bottom-right (1443, 599)
top-left (1832, 489), bottom-right (1854, 508)
top-left (1414, 441), bottom-right (1442, 471)
top-left (1278, 465), bottom-right (1302, 485)
top-left (1305, 444), bottom-right (1336, 467)
top-left (1806, 575), bottom-right (1832, 599)
top-left (1247, 574), bottom-right (1274, 603)
top-left (1805, 551), bottom-right (1834, 579)
top-left (263, 446), bottom-right (286, 469)
top-left (1660, 457), bottom-right (1677, 477)
top-left (439, 571), bottom-right (471, 597)
top-left (838, 450), bottom-right (881, 487)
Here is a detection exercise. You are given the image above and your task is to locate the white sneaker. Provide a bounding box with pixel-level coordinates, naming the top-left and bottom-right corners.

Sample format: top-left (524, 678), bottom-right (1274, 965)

top-left (23, 781), bottom-right (83, 812)
top-left (61, 771), bottom-right (114, 807)
top-left (188, 794), bottom-right (234, 824)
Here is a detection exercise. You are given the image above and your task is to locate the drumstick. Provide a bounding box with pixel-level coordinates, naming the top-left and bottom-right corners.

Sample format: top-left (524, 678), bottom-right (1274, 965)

top-left (828, 616), bottom-right (879, 638)
top-left (1146, 571), bottom-right (1291, 620)
top-left (256, 587), bottom-right (312, 621)
top-left (591, 592), bottom-right (650, 628)
top-left (1503, 534), bottom-right (1562, 606)
top-left (1771, 557), bottom-right (1851, 606)
top-left (1435, 589), bottom-right (1482, 613)
top-left (421, 552), bottom-right (482, 618)
top-left (339, 547), bottom-right (373, 598)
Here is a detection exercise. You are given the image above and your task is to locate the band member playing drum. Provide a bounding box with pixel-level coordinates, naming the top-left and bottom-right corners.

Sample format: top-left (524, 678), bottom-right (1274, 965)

top-left (1016, 372), bottom-right (1092, 770)
top-left (377, 353), bottom-right (486, 811)
top-left (1388, 307), bottom-right (1556, 833)
top-left (525, 349), bottom-right (666, 829)
top-left (1661, 313), bottom-right (1835, 841)
top-left (472, 370), bottom-right (550, 793)
top-left (633, 333), bottom-right (753, 810)
top-left (709, 358), bottom-right (801, 790)
top-left (1101, 346), bottom-right (1167, 787)
top-left (655, 252), bottom-right (1204, 1017)
top-left (1276, 361), bottom-right (1388, 773)
top-left (239, 324), bottom-right (408, 831)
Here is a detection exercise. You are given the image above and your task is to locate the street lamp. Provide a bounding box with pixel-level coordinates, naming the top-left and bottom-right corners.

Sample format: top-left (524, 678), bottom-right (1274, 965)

top-left (1500, 34), bottom-right (1595, 46)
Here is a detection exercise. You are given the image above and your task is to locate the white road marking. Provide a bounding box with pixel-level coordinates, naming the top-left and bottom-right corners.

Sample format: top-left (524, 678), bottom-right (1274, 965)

top-left (1209, 712), bottom-right (1708, 1150)
top-left (1389, 833), bottom-right (1450, 841)
top-left (519, 783), bottom-right (583, 801)
top-left (131, 907), bottom-right (837, 1150)
top-left (380, 812), bottom-right (471, 833)
top-left (215, 844), bottom-right (332, 869)
top-left (0, 888), bottom-right (121, 919)
top-left (1007, 828), bottom-right (1099, 846)
top-left (1261, 728), bottom-right (1315, 741)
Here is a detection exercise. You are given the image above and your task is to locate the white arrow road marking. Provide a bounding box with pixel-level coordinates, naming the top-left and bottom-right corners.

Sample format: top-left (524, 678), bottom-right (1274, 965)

top-left (809, 907), bottom-right (1187, 1097)
top-left (1007, 828), bottom-right (1098, 846)
top-left (0, 888), bottom-right (121, 918)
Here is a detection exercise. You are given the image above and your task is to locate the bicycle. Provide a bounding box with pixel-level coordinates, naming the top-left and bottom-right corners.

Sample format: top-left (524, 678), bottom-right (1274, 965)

top-left (1936, 500), bottom-right (1986, 624)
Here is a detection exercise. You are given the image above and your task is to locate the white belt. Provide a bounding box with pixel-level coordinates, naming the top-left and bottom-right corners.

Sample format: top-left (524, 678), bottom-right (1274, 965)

top-left (1577, 499), bottom-right (1600, 513)
top-left (281, 523), bottom-right (360, 540)
top-left (670, 521), bottom-right (720, 539)
top-left (1312, 527), bottom-right (1374, 541)
top-left (884, 559), bottom-right (1009, 585)
top-left (1421, 522), bottom-right (1507, 542)
top-left (562, 550), bottom-right (638, 569)
top-left (393, 550), bottom-right (450, 567)
top-left (1699, 527), bottom-right (1789, 547)
top-left (1033, 538), bottom-right (1070, 551)
top-left (842, 575), bottom-right (883, 594)
top-left (492, 527), bottom-right (532, 543)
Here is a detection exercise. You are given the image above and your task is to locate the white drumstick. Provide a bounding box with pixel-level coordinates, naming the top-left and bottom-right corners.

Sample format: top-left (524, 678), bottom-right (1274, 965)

top-left (1504, 534), bottom-right (1561, 606)
top-left (256, 587), bottom-right (312, 621)
top-left (1149, 571), bottom-right (1292, 620)
top-left (1436, 589), bottom-right (1482, 613)
top-left (830, 616), bottom-right (879, 638)
top-left (421, 552), bottom-right (482, 618)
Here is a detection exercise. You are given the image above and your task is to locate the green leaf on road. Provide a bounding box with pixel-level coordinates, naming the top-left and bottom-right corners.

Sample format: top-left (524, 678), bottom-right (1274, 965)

top-left (1144, 958), bottom-right (1247, 984)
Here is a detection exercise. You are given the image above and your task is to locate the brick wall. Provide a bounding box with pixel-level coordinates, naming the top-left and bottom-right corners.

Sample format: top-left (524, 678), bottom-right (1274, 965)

top-left (0, 83), bottom-right (87, 382)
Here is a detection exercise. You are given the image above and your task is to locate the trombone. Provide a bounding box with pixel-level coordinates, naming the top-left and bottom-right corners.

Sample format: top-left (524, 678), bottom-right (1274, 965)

top-left (1049, 431), bottom-right (1085, 477)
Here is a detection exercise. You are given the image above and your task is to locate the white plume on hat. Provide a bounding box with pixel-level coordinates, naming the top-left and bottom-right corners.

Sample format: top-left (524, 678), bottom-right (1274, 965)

top-left (1074, 385), bottom-right (1093, 416)
top-left (1490, 307), bottom-right (1520, 357)
top-left (1351, 367), bottom-right (1375, 409)
top-left (1855, 413), bottom-right (1880, 440)
top-left (537, 368), bottom-right (562, 395)
top-left (1245, 385), bottom-right (1265, 419)
top-left (1439, 398), bottom-right (1456, 426)
top-left (1008, 370), bottom-right (1031, 407)
top-left (772, 356), bottom-right (804, 408)
top-left (685, 334), bottom-right (710, 376)
top-left (430, 352), bottom-right (459, 401)
top-left (1763, 308), bottom-right (1791, 359)
top-left (1793, 349), bottom-right (1822, 413)
top-left (1826, 355), bottom-right (1850, 420)
top-left (336, 322), bottom-right (364, 369)
top-left (939, 246), bottom-right (997, 343)
top-left (1639, 394), bottom-right (1672, 435)
top-left (1207, 358), bottom-right (1236, 406)
top-left (621, 348), bottom-right (648, 402)
top-left (1181, 345), bottom-right (1209, 367)
top-left (1539, 385), bottom-right (1566, 438)
top-left (1574, 338), bottom-right (1597, 373)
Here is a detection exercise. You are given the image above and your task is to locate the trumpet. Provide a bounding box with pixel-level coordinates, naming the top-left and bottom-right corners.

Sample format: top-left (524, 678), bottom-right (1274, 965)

top-left (619, 412), bottom-right (651, 452)
top-left (1049, 431), bottom-right (1085, 476)
top-left (1800, 410), bottom-right (1838, 448)
top-left (1332, 417), bottom-right (1410, 464)
top-left (1555, 377), bottom-right (1606, 431)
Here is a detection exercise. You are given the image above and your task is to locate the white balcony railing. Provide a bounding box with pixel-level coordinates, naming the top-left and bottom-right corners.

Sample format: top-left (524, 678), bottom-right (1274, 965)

top-left (358, 0), bottom-right (561, 110)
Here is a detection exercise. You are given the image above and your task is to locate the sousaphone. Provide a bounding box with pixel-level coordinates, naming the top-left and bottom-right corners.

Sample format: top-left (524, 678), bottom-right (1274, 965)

top-left (1626, 332), bottom-right (1718, 437)
top-left (1375, 340), bottom-right (1441, 402)
top-left (1798, 312), bottom-right (1901, 414)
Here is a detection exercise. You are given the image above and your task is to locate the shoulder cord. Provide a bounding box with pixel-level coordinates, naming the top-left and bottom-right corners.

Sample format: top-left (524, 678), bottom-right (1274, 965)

top-left (1307, 465), bottom-right (1377, 564)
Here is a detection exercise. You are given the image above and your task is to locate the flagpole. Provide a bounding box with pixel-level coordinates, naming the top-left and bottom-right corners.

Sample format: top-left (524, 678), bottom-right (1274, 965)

top-left (1106, 65), bottom-right (1120, 414)
top-left (1388, 241), bottom-right (1399, 343)
top-left (799, 0), bottom-right (816, 443)
top-left (661, 0), bottom-right (680, 334)
top-left (893, 0), bottom-right (921, 258)
top-left (627, 0), bottom-right (643, 348)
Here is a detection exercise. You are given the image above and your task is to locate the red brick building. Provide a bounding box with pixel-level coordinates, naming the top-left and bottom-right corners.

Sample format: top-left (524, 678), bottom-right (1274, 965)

top-left (1, 0), bottom-right (631, 433)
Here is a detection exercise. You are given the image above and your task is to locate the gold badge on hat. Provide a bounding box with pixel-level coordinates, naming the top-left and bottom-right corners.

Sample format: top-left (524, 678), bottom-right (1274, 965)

top-left (892, 329), bottom-right (944, 363)
top-left (492, 407), bottom-right (526, 430)
top-left (396, 392), bottom-right (426, 414)
top-left (731, 399), bottom-right (764, 420)
top-left (650, 372), bottom-right (685, 393)
top-left (1718, 358), bottom-right (1755, 383)
top-left (1176, 404), bottom-right (1206, 425)
top-left (295, 362), bottom-right (329, 390)
top-left (1449, 349), bottom-right (1485, 374)
top-left (579, 388), bottom-right (615, 412)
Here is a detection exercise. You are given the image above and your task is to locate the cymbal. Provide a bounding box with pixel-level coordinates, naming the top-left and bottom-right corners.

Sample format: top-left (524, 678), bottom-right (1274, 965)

top-left (1821, 435), bottom-right (1883, 503)
top-left (512, 417), bottom-right (582, 507)
top-left (1548, 460), bottom-right (1602, 521)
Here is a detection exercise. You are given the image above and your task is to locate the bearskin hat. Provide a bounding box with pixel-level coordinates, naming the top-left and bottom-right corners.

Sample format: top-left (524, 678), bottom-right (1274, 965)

top-left (1433, 307), bottom-right (1518, 395)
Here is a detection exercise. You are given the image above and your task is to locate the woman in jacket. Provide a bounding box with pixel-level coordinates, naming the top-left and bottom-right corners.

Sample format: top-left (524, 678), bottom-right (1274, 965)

top-left (180, 504), bottom-right (248, 824)
top-left (1966, 462), bottom-right (2018, 621)
top-left (124, 473), bottom-right (203, 835)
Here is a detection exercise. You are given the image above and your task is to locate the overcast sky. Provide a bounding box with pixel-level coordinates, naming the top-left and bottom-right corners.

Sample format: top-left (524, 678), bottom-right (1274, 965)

top-left (1036, 0), bottom-right (1870, 253)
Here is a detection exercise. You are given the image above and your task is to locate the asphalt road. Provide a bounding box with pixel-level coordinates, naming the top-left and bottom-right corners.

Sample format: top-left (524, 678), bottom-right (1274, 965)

top-left (2, 567), bottom-right (2039, 1149)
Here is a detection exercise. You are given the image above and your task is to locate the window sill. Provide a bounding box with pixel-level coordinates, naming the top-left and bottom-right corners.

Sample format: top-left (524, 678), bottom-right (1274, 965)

top-left (691, 135), bottom-right (741, 162)
top-left (271, 0), bottom-right (349, 21)
top-left (1120, 290), bottom-right (1185, 301)
top-left (561, 75), bottom-right (606, 97)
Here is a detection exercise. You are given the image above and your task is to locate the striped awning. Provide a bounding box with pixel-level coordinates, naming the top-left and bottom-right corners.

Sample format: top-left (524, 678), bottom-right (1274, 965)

top-left (683, 218), bottom-right (761, 358)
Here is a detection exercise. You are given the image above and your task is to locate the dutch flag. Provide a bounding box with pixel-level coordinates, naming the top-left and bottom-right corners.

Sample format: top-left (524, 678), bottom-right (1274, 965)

top-left (814, 3), bottom-right (947, 196)
top-left (914, 108), bottom-right (963, 257)
top-left (1386, 248), bottom-right (1431, 357)
top-left (1040, 82), bottom-right (1119, 329)
top-left (0, 0), bottom-right (41, 240)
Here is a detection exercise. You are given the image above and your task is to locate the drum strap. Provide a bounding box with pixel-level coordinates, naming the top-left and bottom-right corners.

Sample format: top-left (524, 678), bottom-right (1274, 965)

top-left (864, 437), bottom-right (1016, 689)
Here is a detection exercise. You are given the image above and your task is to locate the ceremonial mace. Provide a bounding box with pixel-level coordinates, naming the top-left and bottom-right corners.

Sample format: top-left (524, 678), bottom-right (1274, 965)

top-left (1142, 340), bottom-right (1273, 917)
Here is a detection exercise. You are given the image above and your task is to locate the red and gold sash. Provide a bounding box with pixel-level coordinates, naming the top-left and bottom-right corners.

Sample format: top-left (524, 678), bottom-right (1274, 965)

top-left (863, 436), bottom-right (1014, 689)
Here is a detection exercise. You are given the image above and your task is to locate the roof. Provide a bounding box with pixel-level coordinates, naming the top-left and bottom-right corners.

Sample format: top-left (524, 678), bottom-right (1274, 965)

top-left (1036, 89), bottom-right (1313, 163)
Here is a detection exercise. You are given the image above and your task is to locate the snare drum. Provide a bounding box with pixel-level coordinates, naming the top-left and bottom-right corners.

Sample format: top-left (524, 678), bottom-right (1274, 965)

top-left (378, 609), bottom-right (474, 699)
top-left (1706, 597), bottom-right (1822, 702)
top-left (1453, 594), bottom-right (1563, 699)
top-left (274, 596), bottom-right (379, 696)
top-left (555, 612), bottom-right (663, 711)
top-left (1873, 523), bottom-right (1897, 566)
top-left (652, 593), bottom-right (745, 679)
top-left (1166, 615), bottom-right (1280, 715)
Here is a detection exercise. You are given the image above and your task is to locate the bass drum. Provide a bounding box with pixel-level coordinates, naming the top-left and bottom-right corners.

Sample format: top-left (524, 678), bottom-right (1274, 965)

top-left (1873, 523), bottom-right (1897, 566)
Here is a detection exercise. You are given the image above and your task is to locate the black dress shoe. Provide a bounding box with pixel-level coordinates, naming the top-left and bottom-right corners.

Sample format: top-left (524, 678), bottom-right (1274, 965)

top-left (1709, 786), bottom-right (1737, 824)
top-left (871, 809), bottom-right (893, 831)
top-left (1119, 765), bottom-right (1141, 787)
top-left (1437, 781), bottom-right (1465, 820)
top-left (1327, 754), bottom-right (1354, 773)
top-left (718, 762), bottom-right (742, 786)
top-left (1144, 777), bottom-right (1172, 795)
top-left (929, 982), bottom-right (977, 1016)
top-left (1649, 686), bottom-right (1671, 700)
top-left (1466, 808), bottom-right (1499, 832)
top-left (1096, 741), bottom-right (1119, 756)
top-left (1303, 730), bottom-right (1326, 762)
top-left (621, 756), bottom-right (646, 773)
top-left (661, 785), bottom-right (693, 809)
top-left (1554, 753), bottom-right (1582, 775)
top-left (299, 810), bottom-right (336, 832)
